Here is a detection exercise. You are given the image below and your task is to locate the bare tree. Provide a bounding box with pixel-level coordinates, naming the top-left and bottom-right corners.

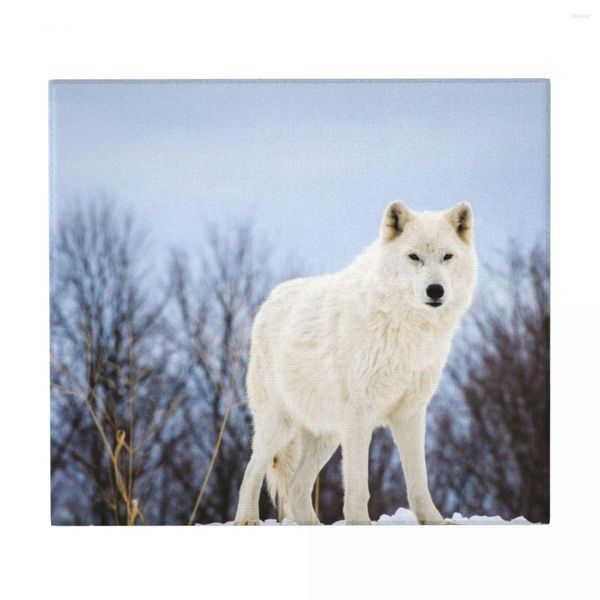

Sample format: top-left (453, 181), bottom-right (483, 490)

top-left (167, 223), bottom-right (291, 523)
top-left (51, 202), bottom-right (185, 525)
top-left (51, 204), bottom-right (298, 525)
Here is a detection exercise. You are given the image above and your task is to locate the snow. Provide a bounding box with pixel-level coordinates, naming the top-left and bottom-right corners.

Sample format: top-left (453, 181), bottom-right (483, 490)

top-left (373, 507), bottom-right (533, 525)
top-left (203, 507), bottom-right (534, 525)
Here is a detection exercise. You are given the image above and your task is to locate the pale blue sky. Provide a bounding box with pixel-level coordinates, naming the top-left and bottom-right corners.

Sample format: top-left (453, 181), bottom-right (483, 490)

top-left (50, 80), bottom-right (548, 275)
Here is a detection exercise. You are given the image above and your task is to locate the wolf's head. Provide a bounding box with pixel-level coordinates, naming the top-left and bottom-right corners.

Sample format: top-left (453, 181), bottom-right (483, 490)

top-left (377, 201), bottom-right (477, 315)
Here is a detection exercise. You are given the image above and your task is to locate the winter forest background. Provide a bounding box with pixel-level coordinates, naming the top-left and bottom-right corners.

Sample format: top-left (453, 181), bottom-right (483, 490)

top-left (50, 81), bottom-right (549, 525)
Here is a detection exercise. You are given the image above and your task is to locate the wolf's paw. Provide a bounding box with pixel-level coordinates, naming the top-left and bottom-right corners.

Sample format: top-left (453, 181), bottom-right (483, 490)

top-left (295, 518), bottom-right (322, 526)
top-left (345, 519), bottom-right (372, 526)
top-left (233, 518), bottom-right (259, 526)
top-left (420, 517), bottom-right (455, 525)
top-left (416, 511), bottom-right (447, 525)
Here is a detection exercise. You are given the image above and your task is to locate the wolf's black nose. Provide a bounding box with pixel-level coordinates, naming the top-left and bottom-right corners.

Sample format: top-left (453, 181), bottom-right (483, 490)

top-left (426, 284), bottom-right (444, 300)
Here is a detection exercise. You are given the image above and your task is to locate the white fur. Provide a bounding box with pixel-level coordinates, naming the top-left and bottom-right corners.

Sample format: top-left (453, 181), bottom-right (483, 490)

top-left (235, 201), bottom-right (477, 525)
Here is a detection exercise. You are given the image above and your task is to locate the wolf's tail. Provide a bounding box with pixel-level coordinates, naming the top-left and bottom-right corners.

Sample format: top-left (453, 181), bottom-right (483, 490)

top-left (266, 437), bottom-right (301, 521)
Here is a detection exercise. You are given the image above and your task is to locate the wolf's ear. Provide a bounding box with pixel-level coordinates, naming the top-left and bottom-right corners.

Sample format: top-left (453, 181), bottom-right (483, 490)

top-left (447, 202), bottom-right (473, 244)
top-left (380, 201), bottom-right (413, 242)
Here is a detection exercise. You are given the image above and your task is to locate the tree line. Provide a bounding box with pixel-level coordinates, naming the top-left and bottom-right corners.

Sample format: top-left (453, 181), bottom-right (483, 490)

top-left (50, 202), bottom-right (549, 524)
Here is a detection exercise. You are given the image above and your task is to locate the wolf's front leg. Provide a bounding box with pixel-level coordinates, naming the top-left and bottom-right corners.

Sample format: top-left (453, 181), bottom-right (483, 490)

top-left (389, 405), bottom-right (445, 525)
top-left (341, 425), bottom-right (372, 525)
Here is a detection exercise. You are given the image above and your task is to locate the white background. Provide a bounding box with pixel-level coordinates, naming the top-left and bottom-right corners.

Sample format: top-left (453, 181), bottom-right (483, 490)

top-left (0, 1), bottom-right (598, 599)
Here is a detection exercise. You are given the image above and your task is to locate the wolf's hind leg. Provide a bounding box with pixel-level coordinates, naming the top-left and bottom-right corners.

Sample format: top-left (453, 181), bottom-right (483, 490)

top-left (289, 432), bottom-right (339, 525)
top-left (234, 412), bottom-right (295, 525)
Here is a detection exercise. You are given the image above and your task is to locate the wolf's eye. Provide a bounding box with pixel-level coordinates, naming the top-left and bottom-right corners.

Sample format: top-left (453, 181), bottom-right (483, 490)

top-left (408, 253), bottom-right (420, 262)
top-left (443, 253), bottom-right (453, 261)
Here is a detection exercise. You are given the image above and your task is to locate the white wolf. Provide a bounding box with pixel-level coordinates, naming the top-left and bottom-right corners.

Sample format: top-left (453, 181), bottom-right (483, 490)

top-left (235, 201), bottom-right (477, 525)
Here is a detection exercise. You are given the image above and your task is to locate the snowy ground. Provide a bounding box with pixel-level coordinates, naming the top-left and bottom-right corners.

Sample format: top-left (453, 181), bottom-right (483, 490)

top-left (373, 507), bottom-right (533, 525)
top-left (205, 507), bottom-right (534, 525)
